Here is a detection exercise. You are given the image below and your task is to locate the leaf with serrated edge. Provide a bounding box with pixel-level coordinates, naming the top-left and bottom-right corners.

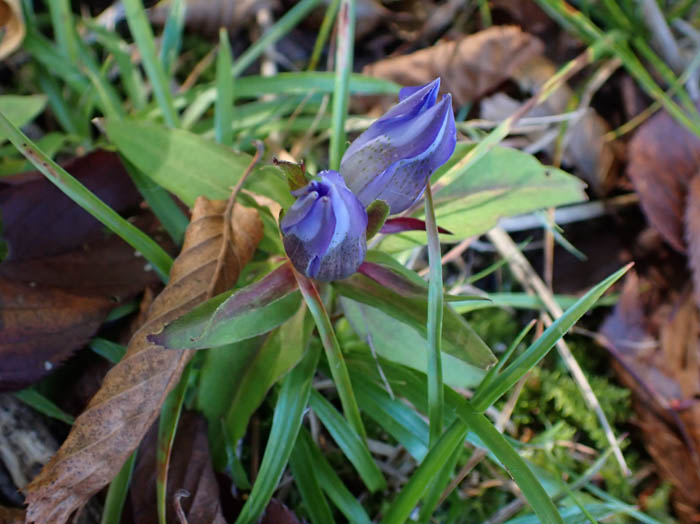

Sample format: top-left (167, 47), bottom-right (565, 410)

top-left (24, 196), bottom-right (262, 523)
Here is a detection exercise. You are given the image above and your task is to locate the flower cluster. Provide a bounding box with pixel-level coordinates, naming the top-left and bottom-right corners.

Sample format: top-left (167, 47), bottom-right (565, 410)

top-left (282, 78), bottom-right (456, 281)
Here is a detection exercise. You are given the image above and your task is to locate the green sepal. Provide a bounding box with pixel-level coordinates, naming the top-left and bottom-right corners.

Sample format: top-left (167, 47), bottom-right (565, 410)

top-left (274, 158), bottom-right (308, 191)
top-left (365, 199), bottom-right (390, 239)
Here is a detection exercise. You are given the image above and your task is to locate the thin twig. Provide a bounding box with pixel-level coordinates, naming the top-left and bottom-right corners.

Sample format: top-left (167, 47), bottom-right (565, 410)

top-left (173, 489), bottom-right (190, 524)
top-left (486, 227), bottom-right (630, 475)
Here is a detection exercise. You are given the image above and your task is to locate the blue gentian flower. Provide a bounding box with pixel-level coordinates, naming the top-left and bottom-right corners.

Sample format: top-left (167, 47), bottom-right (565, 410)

top-left (339, 78), bottom-right (456, 214)
top-left (281, 170), bottom-right (368, 281)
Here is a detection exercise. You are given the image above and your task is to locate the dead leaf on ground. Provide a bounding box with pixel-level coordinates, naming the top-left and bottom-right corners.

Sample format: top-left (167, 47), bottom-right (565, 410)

top-left (627, 104), bottom-right (700, 252)
top-left (363, 25), bottom-right (543, 107)
top-left (601, 274), bottom-right (700, 523)
top-left (0, 0), bottom-right (24, 61)
top-left (148, 0), bottom-right (276, 37)
top-left (24, 195), bottom-right (263, 523)
top-left (480, 55), bottom-right (618, 194)
top-left (129, 412), bottom-right (226, 524)
top-left (0, 505), bottom-right (24, 524)
top-left (0, 152), bottom-right (159, 391)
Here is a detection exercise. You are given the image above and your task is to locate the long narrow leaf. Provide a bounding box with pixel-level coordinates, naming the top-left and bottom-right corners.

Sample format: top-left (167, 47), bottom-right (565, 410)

top-left (122, 0), bottom-right (180, 127)
top-left (472, 264), bottom-right (631, 411)
top-left (309, 389), bottom-right (385, 492)
top-left (329, 0), bottom-right (354, 169)
top-left (234, 344), bottom-right (321, 524)
top-left (214, 29), bottom-right (235, 146)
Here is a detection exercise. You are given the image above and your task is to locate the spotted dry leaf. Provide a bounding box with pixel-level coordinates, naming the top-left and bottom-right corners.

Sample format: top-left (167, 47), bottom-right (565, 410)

top-left (24, 196), bottom-right (263, 523)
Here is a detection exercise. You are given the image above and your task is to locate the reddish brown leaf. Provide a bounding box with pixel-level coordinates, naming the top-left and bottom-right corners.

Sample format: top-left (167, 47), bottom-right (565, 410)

top-left (24, 196), bottom-right (263, 523)
top-left (0, 150), bottom-right (161, 391)
top-left (0, 214), bottom-right (164, 391)
top-left (0, 150), bottom-right (141, 261)
top-left (601, 275), bottom-right (700, 522)
top-left (363, 26), bottom-right (543, 107)
top-left (260, 499), bottom-right (302, 524)
top-left (627, 105), bottom-right (700, 252)
top-left (129, 412), bottom-right (226, 524)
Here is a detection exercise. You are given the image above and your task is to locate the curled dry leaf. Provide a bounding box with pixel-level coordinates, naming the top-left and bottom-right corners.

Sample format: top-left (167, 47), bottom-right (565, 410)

top-left (627, 104), bottom-right (700, 252)
top-left (0, 0), bottom-right (24, 60)
top-left (363, 26), bottom-right (543, 107)
top-left (24, 196), bottom-right (263, 523)
top-left (0, 152), bottom-right (158, 391)
top-left (601, 274), bottom-right (700, 523)
top-left (129, 412), bottom-right (226, 524)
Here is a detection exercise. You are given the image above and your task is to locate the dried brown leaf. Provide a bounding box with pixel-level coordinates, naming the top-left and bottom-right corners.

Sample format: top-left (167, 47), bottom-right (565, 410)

top-left (363, 26), bottom-right (543, 107)
top-left (627, 105), bottom-right (700, 252)
top-left (0, 506), bottom-right (25, 524)
top-left (602, 277), bottom-right (700, 522)
top-left (129, 412), bottom-right (226, 524)
top-left (24, 196), bottom-right (263, 523)
top-left (0, 0), bottom-right (24, 61)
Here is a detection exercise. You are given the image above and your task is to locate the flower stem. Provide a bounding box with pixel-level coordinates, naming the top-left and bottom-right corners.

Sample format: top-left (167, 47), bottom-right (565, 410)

top-left (294, 270), bottom-right (367, 441)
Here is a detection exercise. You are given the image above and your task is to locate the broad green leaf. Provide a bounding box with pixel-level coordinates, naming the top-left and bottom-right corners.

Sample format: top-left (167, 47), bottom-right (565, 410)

top-left (104, 118), bottom-right (293, 207)
top-left (234, 344), bottom-right (320, 524)
top-left (151, 263), bottom-right (301, 350)
top-left (341, 298), bottom-right (486, 388)
top-left (199, 305), bottom-right (312, 469)
top-left (349, 367), bottom-right (429, 460)
top-left (309, 389), bottom-right (386, 492)
top-left (0, 95), bottom-right (47, 141)
top-left (335, 273), bottom-right (496, 369)
top-left (380, 144), bottom-right (587, 251)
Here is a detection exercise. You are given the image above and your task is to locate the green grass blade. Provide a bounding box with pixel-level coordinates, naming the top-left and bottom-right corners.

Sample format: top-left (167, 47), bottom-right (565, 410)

top-left (350, 370), bottom-right (429, 460)
top-left (48, 0), bottom-right (80, 62)
top-left (231, 0), bottom-right (322, 78)
top-left (100, 452), bottom-right (137, 524)
top-left (158, 0), bottom-right (186, 75)
top-left (307, 0), bottom-right (340, 71)
top-left (234, 344), bottom-right (321, 524)
top-left (296, 428), bottom-right (373, 524)
top-left (454, 405), bottom-right (564, 524)
top-left (122, 0), bottom-right (180, 127)
top-left (24, 30), bottom-right (90, 94)
top-left (289, 436), bottom-right (336, 524)
top-left (214, 29), bottom-right (235, 146)
top-left (424, 181), bottom-right (444, 445)
top-left (329, 0), bottom-right (355, 170)
top-left (477, 319), bottom-right (536, 393)
top-left (122, 158), bottom-right (188, 245)
top-left (89, 338), bottom-right (127, 364)
top-left (0, 112), bottom-right (173, 280)
top-left (417, 444), bottom-right (462, 523)
top-left (36, 72), bottom-right (81, 135)
top-left (380, 420), bottom-right (468, 524)
top-left (472, 264), bottom-right (631, 411)
top-left (295, 272), bottom-right (367, 440)
top-left (309, 389), bottom-right (385, 492)
top-left (87, 23), bottom-right (148, 111)
top-left (14, 388), bottom-right (75, 425)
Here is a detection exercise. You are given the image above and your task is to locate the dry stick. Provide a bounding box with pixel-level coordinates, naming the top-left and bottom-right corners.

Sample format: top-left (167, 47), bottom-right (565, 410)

top-left (486, 226), bottom-right (630, 475)
top-left (208, 141), bottom-right (264, 297)
top-left (173, 489), bottom-right (190, 524)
